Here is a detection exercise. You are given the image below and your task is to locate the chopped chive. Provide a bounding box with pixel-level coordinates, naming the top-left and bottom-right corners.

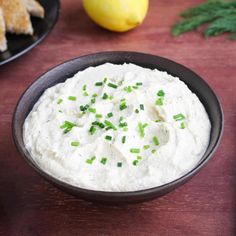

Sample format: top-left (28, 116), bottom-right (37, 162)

top-left (119, 122), bottom-right (127, 128)
top-left (80, 104), bottom-right (89, 112)
top-left (68, 96), bottom-right (77, 101)
top-left (57, 98), bottom-right (63, 104)
top-left (120, 103), bottom-right (127, 111)
top-left (124, 86), bottom-right (132, 93)
top-left (83, 92), bottom-right (89, 96)
top-left (102, 93), bottom-right (109, 100)
top-left (173, 113), bottom-right (185, 121)
top-left (104, 120), bottom-right (117, 130)
top-left (130, 148), bottom-right (140, 154)
top-left (138, 123), bottom-right (145, 138)
top-left (140, 104), bottom-right (144, 110)
top-left (95, 82), bottom-right (103, 86)
top-left (144, 145), bottom-right (150, 150)
top-left (71, 141), bottom-right (80, 147)
top-left (132, 86), bottom-right (138, 89)
top-left (180, 122), bottom-right (186, 129)
top-left (92, 121), bottom-right (105, 129)
top-left (135, 109), bottom-right (139, 114)
top-left (105, 135), bottom-right (112, 141)
top-left (60, 121), bottom-right (77, 134)
top-left (103, 77), bottom-right (108, 83)
top-left (96, 114), bottom-right (103, 119)
top-left (122, 136), bottom-right (126, 144)
top-left (89, 126), bottom-right (96, 135)
top-left (107, 112), bottom-right (113, 118)
top-left (58, 110), bottom-right (62, 113)
top-left (133, 160), bottom-right (139, 166)
top-left (136, 82), bottom-right (143, 86)
top-left (92, 93), bottom-right (98, 97)
top-left (156, 98), bottom-right (163, 106)
top-left (153, 136), bottom-right (160, 146)
top-left (155, 119), bottom-right (162, 123)
top-left (91, 98), bottom-right (96, 104)
top-left (137, 156), bottom-right (142, 160)
top-left (86, 156), bottom-right (96, 164)
top-left (157, 90), bottom-right (165, 97)
top-left (108, 82), bottom-right (118, 89)
top-left (105, 127), bottom-right (112, 131)
top-left (109, 95), bottom-right (114, 100)
top-left (83, 84), bottom-right (87, 91)
top-left (100, 157), bottom-right (107, 165)
top-left (117, 162), bottom-right (122, 167)
top-left (152, 149), bottom-right (157, 154)
top-left (123, 127), bottom-right (128, 132)
top-left (119, 116), bottom-right (124, 122)
top-left (88, 108), bottom-right (96, 113)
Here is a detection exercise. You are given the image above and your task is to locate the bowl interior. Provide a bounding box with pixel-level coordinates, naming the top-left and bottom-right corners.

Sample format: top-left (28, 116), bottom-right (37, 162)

top-left (13, 52), bottom-right (223, 202)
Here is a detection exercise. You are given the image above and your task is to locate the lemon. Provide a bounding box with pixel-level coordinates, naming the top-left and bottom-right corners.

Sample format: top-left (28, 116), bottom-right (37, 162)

top-left (83, 0), bottom-right (149, 32)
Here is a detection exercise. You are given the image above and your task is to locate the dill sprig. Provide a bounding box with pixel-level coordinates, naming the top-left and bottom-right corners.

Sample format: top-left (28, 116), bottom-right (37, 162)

top-left (172, 0), bottom-right (236, 40)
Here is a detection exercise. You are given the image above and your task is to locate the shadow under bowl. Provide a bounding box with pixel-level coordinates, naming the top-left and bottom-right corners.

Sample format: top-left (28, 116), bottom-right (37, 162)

top-left (12, 51), bottom-right (224, 204)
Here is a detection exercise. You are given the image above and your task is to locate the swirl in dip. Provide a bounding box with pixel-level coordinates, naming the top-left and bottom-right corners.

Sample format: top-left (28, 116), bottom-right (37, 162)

top-left (23, 63), bottom-right (211, 191)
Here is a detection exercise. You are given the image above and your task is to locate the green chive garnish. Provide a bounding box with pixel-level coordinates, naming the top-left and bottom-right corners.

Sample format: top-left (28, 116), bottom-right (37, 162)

top-left (104, 120), bottom-right (117, 130)
top-left (155, 119), bottom-right (162, 123)
top-left (103, 77), bottom-right (108, 83)
top-left (132, 85), bottom-right (138, 89)
top-left (137, 156), bottom-right (142, 160)
top-left (107, 112), bottom-right (113, 118)
top-left (144, 145), bottom-right (150, 150)
top-left (157, 90), bottom-right (165, 97)
top-left (108, 82), bottom-right (118, 89)
top-left (122, 136), bottom-right (126, 144)
top-left (120, 101), bottom-right (127, 111)
top-left (135, 109), bottom-right (139, 114)
top-left (88, 108), bottom-right (96, 113)
top-left (136, 82), bottom-right (143, 86)
top-left (57, 98), bottom-right (63, 104)
top-left (130, 148), bottom-right (140, 154)
top-left (60, 121), bottom-right (77, 134)
top-left (89, 126), bottom-right (96, 135)
top-left (80, 104), bottom-right (89, 112)
top-left (156, 98), bottom-right (163, 106)
top-left (180, 122), bottom-right (186, 129)
top-left (138, 123), bottom-right (145, 138)
top-left (102, 93), bottom-right (109, 100)
top-left (109, 95), bottom-right (114, 100)
top-left (86, 156), bottom-right (96, 164)
top-left (68, 96), bottom-right (77, 101)
top-left (91, 98), bottom-right (96, 104)
top-left (105, 135), bottom-right (112, 141)
top-left (173, 113), bottom-right (185, 121)
top-left (92, 93), bottom-right (98, 97)
top-left (95, 82), bottom-right (103, 86)
top-left (92, 121), bottom-right (105, 129)
top-left (117, 162), bottom-right (122, 167)
top-left (119, 122), bottom-right (127, 128)
top-left (152, 149), bottom-right (157, 154)
top-left (140, 104), bottom-right (144, 110)
top-left (83, 84), bottom-right (87, 91)
top-left (100, 157), bottom-right (107, 165)
top-left (153, 136), bottom-right (160, 146)
top-left (58, 110), bottom-right (62, 113)
top-left (133, 160), bottom-right (139, 166)
top-left (83, 92), bottom-right (89, 96)
top-left (123, 127), bottom-right (128, 132)
top-left (124, 86), bottom-right (132, 93)
top-left (71, 141), bottom-right (80, 147)
top-left (96, 114), bottom-right (103, 119)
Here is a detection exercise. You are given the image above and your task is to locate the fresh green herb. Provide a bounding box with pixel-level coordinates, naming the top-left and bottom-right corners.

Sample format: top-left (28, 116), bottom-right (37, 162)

top-left (71, 141), bottom-right (80, 147)
top-left (83, 84), bottom-right (87, 91)
top-left (152, 149), bottom-right (157, 154)
top-left (92, 121), bottom-right (105, 129)
top-left (104, 120), bottom-right (117, 130)
top-left (92, 93), bottom-right (98, 97)
top-left (137, 156), bottom-right (142, 160)
top-left (91, 98), bottom-right (96, 104)
top-left (109, 95), bottom-right (114, 100)
top-left (172, 0), bottom-right (236, 40)
top-left (173, 113), bottom-right (185, 121)
top-left (180, 122), bottom-right (186, 129)
top-left (119, 122), bottom-right (127, 128)
top-left (136, 82), bottom-right (143, 86)
top-left (117, 162), bottom-right (122, 167)
top-left (135, 109), bottom-right (139, 114)
top-left (103, 77), bottom-right (108, 83)
top-left (89, 126), bottom-right (97, 135)
top-left (57, 98), bottom-right (63, 104)
top-left (83, 92), bottom-right (89, 96)
top-left (120, 101), bottom-right (127, 111)
top-left (86, 156), bottom-right (96, 164)
top-left (132, 86), bottom-right (138, 89)
top-left (102, 93), bottom-right (109, 100)
top-left (58, 110), bottom-right (62, 113)
top-left (155, 119), bottom-right (162, 123)
top-left (108, 82), bottom-right (118, 89)
top-left (68, 96), bottom-right (77, 101)
top-left (100, 157), bottom-right (107, 165)
top-left (107, 112), bottom-right (113, 118)
top-left (123, 127), bottom-right (128, 132)
top-left (157, 90), bottom-right (165, 97)
top-left (153, 136), bottom-right (160, 146)
top-left (88, 108), bottom-right (96, 113)
top-left (95, 82), bottom-right (103, 86)
top-left (138, 123), bottom-right (148, 138)
top-left (156, 98), bottom-right (163, 106)
top-left (140, 104), bottom-right (144, 110)
top-left (124, 86), bottom-right (133, 93)
top-left (96, 114), bottom-right (103, 119)
top-left (80, 104), bottom-right (89, 112)
top-left (122, 136), bottom-right (126, 144)
top-left (130, 148), bottom-right (141, 154)
top-left (133, 160), bottom-right (139, 166)
top-left (60, 121), bottom-right (77, 134)
top-left (119, 116), bottom-right (124, 122)
top-left (144, 145), bottom-right (150, 150)
top-left (105, 135), bottom-right (112, 141)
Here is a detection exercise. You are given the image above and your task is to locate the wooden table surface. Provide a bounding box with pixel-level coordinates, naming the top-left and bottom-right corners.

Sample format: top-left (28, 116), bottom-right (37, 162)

top-left (0, 0), bottom-right (235, 235)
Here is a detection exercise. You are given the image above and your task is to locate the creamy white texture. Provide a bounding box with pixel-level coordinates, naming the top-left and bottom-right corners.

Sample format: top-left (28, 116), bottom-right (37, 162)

top-left (23, 63), bottom-right (211, 191)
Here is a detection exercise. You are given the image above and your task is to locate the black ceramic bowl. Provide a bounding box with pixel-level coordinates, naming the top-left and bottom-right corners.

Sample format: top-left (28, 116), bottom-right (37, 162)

top-left (13, 52), bottom-right (223, 203)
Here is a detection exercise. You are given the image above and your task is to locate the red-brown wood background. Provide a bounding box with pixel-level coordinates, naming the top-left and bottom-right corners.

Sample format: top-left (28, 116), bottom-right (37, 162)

top-left (0, 0), bottom-right (235, 235)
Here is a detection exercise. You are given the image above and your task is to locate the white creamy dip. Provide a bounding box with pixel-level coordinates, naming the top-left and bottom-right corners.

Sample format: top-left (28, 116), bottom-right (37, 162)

top-left (23, 63), bottom-right (211, 191)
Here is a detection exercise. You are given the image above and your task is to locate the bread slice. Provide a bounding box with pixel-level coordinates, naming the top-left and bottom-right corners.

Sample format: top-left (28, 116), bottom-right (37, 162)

top-left (23, 0), bottom-right (44, 18)
top-left (0, 8), bottom-right (7, 52)
top-left (0, 0), bottom-right (33, 35)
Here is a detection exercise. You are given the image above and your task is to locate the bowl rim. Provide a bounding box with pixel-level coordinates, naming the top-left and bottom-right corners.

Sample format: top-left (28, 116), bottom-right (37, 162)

top-left (12, 51), bottom-right (224, 197)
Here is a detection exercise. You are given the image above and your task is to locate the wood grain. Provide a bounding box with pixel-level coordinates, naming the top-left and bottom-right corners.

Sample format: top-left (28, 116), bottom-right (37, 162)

top-left (0, 0), bottom-right (235, 235)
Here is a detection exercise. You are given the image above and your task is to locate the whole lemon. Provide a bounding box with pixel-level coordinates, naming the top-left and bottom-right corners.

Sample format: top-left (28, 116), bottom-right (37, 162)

top-left (83, 0), bottom-right (149, 32)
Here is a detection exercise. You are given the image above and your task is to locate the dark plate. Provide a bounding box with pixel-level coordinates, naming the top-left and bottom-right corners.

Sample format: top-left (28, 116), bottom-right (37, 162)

top-left (0, 0), bottom-right (60, 66)
top-left (12, 52), bottom-right (224, 204)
